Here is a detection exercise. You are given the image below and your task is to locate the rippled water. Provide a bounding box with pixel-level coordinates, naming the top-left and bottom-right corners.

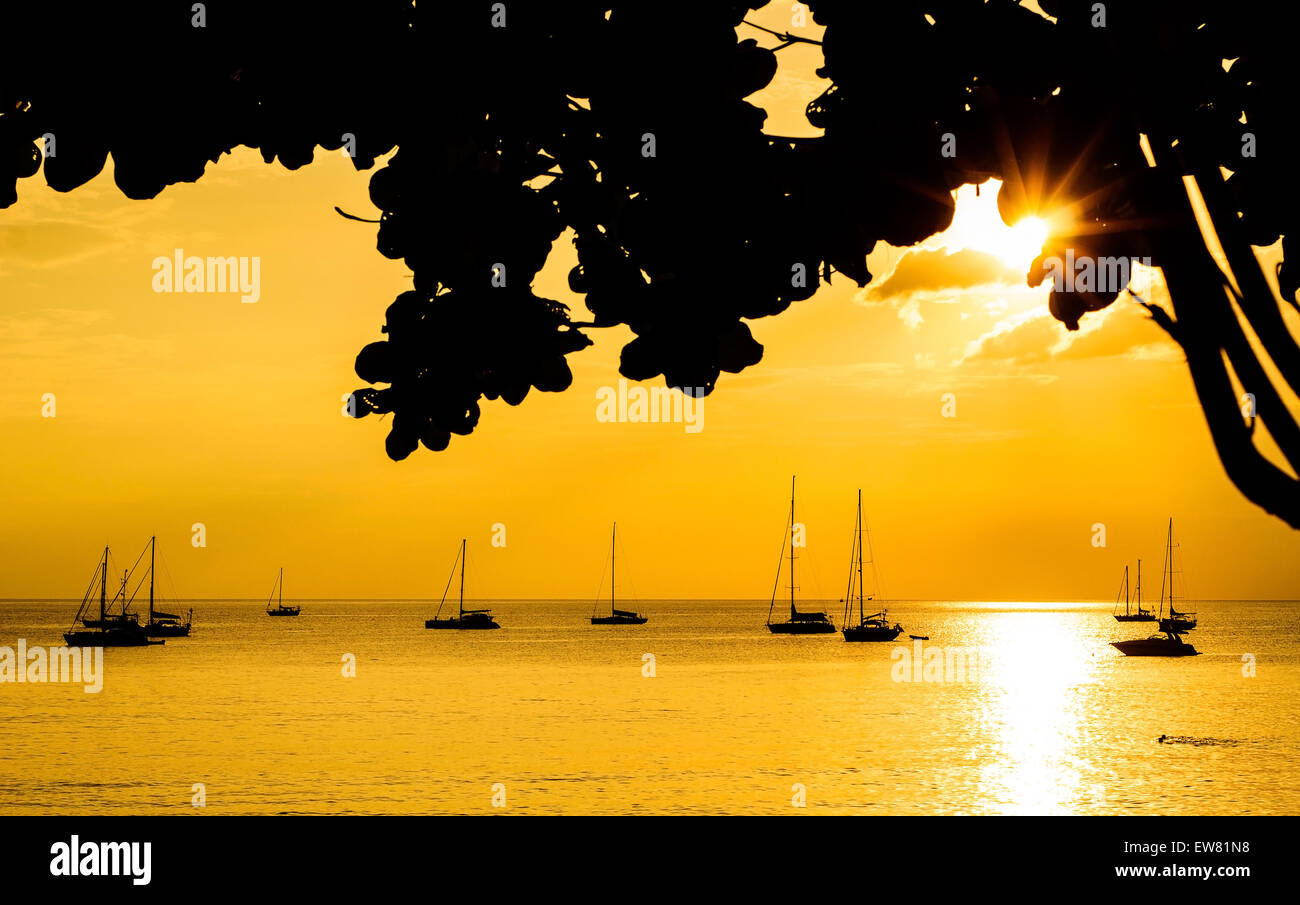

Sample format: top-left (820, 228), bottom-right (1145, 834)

top-left (1, 599), bottom-right (1297, 815)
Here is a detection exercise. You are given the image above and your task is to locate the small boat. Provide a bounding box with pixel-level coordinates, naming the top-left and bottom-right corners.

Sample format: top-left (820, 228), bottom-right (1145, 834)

top-left (425, 539), bottom-right (500, 630)
top-left (140, 537), bottom-right (192, 637)
top-left (144, 610), bottom-right (192, 638)
top-left (766, 477), bottom-right (835, 635)
top-left (266, 567), bottom-right (301, 616)
top-left (843, 615), bottom-right (901, 642)
top-left (840, 490), bottom-right (903, 642)
top-left (909, 635), bottom-right (929, 641)
top-left (591, 523), bottom-right (647, 625)
top-left (1111, 630), bottom-right (1197, 657)
top-left (1155, 518), bottom-right (1197, 632)
top-left (64, 546), bottom-right (162, 647)
top-left (1161, 608), bottom-right (1197, 633)
top-left (1113, 560), bottom-right (1155, 622)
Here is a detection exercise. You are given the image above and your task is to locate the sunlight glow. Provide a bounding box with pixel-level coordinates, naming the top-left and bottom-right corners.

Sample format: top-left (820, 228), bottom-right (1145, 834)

top-left (938, 180), bottom-right (1052, 271)
top-left (1004, 216), bottom-right (1050, 268)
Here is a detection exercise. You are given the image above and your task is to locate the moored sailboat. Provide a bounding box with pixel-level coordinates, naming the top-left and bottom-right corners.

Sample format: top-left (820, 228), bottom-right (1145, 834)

top-left (64, 546), bottom-right (162, 647)
top-left (767, 476), bottom-right (835, 635)
top-left (1111, 519), bottom-right (1199, 656)
top-left (1155, 519), bottom-right (1197, 632)
top-left (145, 607), bottom-right (192, 637)
top-left (141, 537), bottom-right (192, 638)
top-left (840, 490), bottom-right (903, 642)
top-left (266, 568), bottom-right (301, 616)
top-left (591, 522), bottom-right (647, 625)
top-left (425, 539), bottom-right (500, 630)
top-left (1113, 560), bottom-right (1155, 622)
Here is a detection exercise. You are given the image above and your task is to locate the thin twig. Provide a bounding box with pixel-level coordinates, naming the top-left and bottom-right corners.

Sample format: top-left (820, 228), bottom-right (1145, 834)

top-left (740, 19), bottom-right (823, 49)
top-left (334, 206), bottom-right (380, 223)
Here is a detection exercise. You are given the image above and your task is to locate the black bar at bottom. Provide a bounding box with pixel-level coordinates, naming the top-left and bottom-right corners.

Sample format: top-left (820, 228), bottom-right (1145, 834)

top-left (0, 815), bottom-right (1277, 893)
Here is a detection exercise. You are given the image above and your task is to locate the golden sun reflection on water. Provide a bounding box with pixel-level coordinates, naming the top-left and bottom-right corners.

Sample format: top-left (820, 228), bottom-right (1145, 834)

top-left (976, 612), bottom-right (1095, 814)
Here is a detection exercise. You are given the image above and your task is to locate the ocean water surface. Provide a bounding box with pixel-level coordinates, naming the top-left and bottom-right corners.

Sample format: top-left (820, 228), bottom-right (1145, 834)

top-left (1, 599), bottom-right (1296, 815)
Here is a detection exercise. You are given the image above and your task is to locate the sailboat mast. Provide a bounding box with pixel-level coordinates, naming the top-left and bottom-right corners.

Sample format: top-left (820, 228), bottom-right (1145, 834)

top-left (611, 522), bottom-right (616, 615)
top-left (789, 476), bottom-right (796, 612)
top-left (100, 545), bottom-right (108, 622)
top-left (1124, 565), bottom-right (1130, 615)
top-left (459, 538), bottom-right (466, 616)
top-left (1167, 518), bottom-right (1174, 612)
top-left (1136, 559), bottom-right (1142, 610)
top-left (149, 535), bottom-right (156, 621)
top-left (857, 490), bottom-right (865, 623)
top-left (279, 567), bottom-right (283, 608)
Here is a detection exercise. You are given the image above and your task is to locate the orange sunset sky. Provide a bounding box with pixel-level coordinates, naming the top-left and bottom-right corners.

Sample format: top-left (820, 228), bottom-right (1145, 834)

top-left (1, 5), bottom-right (1297, 601)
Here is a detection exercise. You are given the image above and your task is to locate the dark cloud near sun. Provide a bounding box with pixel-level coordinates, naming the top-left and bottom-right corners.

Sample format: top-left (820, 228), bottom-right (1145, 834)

top-left (866, 246), bottom-right (1024, 301)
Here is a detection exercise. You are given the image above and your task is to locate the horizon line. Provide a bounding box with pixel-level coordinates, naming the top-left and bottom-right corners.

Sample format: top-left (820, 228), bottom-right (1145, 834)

top-left (1, 596), bottom-right (1293, 603)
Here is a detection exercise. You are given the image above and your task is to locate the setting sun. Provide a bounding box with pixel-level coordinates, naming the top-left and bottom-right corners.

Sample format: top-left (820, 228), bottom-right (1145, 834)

top-left (937, 181), bottom-right (1051, 271)
top-left (1004, 216), bottom-right (1050, 268)
top-left (915, 178), bottom-right (1055, 271)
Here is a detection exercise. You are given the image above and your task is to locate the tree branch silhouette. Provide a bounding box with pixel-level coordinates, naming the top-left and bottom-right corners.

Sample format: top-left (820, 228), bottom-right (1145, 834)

top-left (2, 1), bottom-right (1298, 527)
top-left (739, 19), bottom-right (825, 49)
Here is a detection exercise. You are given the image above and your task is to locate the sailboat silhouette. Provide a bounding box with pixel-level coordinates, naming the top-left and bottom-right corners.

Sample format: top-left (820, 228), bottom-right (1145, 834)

top-left (591, 522), bottom-right (647, 625)
top-left (1111, 519), bottom-right (1198, 657)
top-left (766, 476), bottom-right (835, 635)
top-left (1113, 560), bottom-right (1155, 622)
top-left (266, 568), bottom-right (301, 616)
top-left (1156, 519), bottom-right (1197, 632)
top-left (840, 490), bottom-right (903, 642)
top-left (64, 542), bottom-right (163, 647)
top-left (425, 539), bottom-right (500, 630)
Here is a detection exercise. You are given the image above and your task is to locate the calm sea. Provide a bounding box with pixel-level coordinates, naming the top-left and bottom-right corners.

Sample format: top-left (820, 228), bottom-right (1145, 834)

top-left (1, 599), bottom-right (1297, 815)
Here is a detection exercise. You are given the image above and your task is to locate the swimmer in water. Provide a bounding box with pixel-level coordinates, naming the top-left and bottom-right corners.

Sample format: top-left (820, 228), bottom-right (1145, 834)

top-left (1158, 734), bottom-right (1167, 743)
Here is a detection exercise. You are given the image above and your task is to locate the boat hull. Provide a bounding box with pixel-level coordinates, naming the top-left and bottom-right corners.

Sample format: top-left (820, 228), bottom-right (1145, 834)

top-left (768, 621), bottom-right (836, 634)
top-left (81, 617), bottom-right (139, 629)
top-left (64, 629), bottom-right (163, 647)
top-left (843, 624), bottom-right (902, 642)
top-left (1111, 637), bottom-right (1197, 657)
top-left (591, 615), bottom-right (647, 625)
top-left (1159, 618), bottom-right (1197, 632)
top-left (1114, 614), bottom-right (1156, 622)
top-left (425, 618), bottom-right (499, 630)
top-left (267, 608), bottom-right (301, 617)
top-left (145, 623), bottom-right (190, 637)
